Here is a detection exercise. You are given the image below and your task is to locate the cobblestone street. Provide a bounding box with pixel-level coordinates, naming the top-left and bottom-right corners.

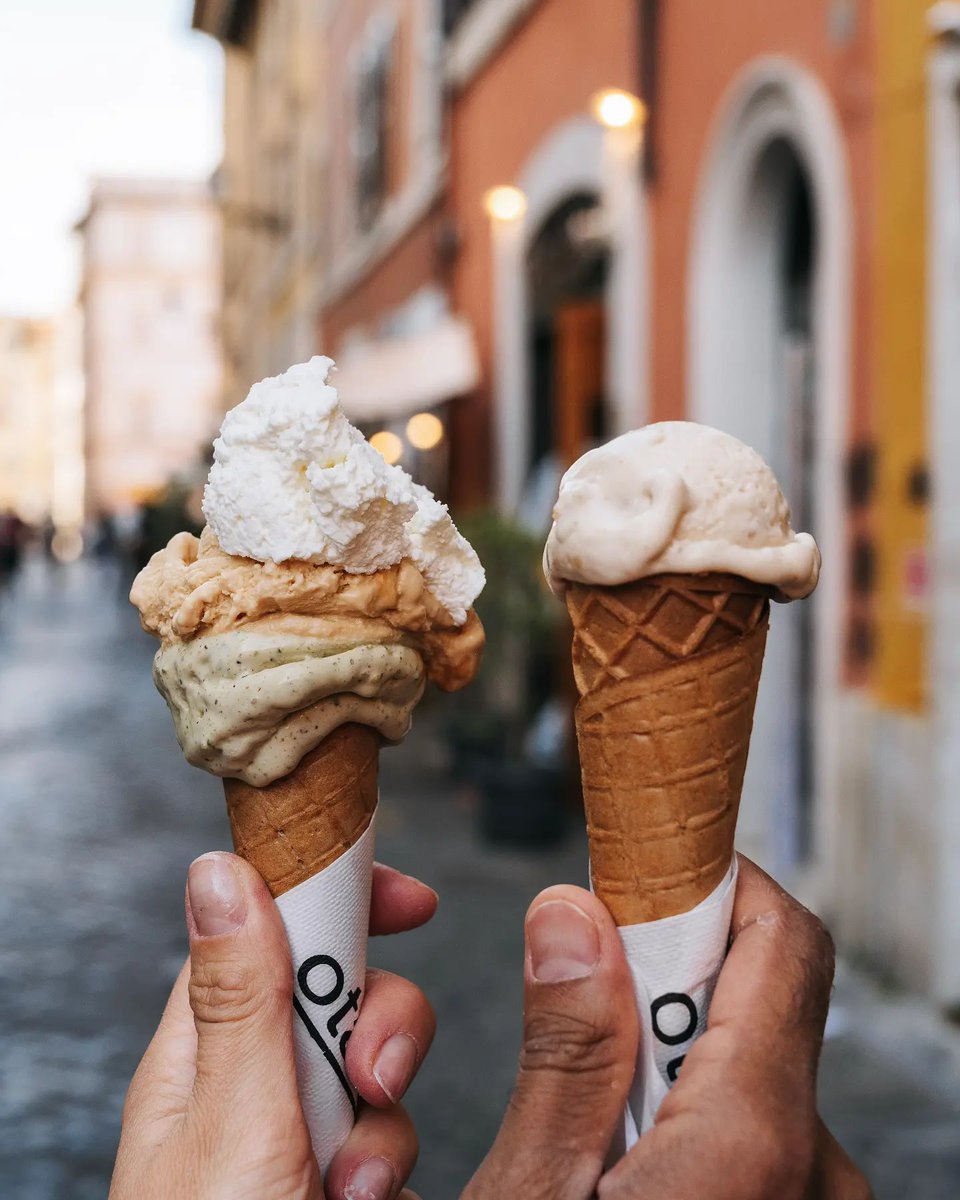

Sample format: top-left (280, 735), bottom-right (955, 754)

top-left (2, 557), bottom-right (960, 1199)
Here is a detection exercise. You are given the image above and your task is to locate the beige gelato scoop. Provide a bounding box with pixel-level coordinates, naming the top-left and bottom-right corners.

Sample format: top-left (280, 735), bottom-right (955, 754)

top-left (543, 422), bottom-right (820, 601)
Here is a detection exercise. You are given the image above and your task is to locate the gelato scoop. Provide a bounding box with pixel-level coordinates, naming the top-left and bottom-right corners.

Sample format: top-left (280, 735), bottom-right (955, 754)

top-left (543, 422), bottom-right (820, 601)
top-left (132, 357), bottom-right (484, 786)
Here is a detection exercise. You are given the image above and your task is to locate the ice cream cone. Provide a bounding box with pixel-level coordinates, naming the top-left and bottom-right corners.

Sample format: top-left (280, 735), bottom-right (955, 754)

top-left (565, 572), bottom-right (771, 925)
top-left (223, 722), bottom-right (380, 899)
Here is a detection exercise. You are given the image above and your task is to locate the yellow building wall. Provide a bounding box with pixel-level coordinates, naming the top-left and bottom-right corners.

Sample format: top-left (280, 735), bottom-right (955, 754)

top-left (872, 0), bottom-right (929, 710)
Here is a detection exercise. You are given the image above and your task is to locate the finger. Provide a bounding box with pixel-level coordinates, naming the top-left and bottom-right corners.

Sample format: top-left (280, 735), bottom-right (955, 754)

top-left (185, 852), bottom-right (299, 1117)
top-left (345, 968), bottom-right (436, 1107)
top-left (119, 961), bottom-right (195, 1147)
top-left (370, 864), bottom-right (438, 936)
top-left (712, 854), bottom-right (835, 1069)
top-left (659, 854), bottom-right (833, 1112)
top-left (324, 1103), bottom-right (418, 1200)
top-left (464, 886), bottom-right (638, 1200)
top-left (601, 858), bottom-right (836, 1198)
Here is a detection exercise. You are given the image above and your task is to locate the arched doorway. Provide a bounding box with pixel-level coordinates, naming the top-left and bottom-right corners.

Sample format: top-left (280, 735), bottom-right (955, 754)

top-left (689, 60), bottom-right (851, 888)
top-left (720, 136), bottom-right (818, 873)
top-left (754, 138), bottom-right (817, 871)
top-left (490, 114), bottom-right (647, 512)
top-left (525, 193), bottom-right (611, 506)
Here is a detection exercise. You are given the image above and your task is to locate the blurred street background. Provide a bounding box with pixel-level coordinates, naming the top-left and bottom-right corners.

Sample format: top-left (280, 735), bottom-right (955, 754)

top-left (4, 0), bottom-right (960, 1196)
top-left (5, 551), bottom-right (960, 1200)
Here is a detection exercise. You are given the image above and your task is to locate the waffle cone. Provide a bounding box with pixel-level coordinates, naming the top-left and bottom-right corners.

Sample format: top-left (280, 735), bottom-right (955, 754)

top-left (566, 572), bottom-right (770, 925)
top-left (223, 723), bottom-right (379, 899)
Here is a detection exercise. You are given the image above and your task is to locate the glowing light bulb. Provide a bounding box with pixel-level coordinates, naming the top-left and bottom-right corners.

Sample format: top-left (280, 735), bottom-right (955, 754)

top-left (370, 430), bottom-right (404, 464)
top-left (484, 185), bottom-right (527, 223)
top-left (406, 412), bottom-right (444, 451)
top-left (591, 88), bottom-right (646, 130)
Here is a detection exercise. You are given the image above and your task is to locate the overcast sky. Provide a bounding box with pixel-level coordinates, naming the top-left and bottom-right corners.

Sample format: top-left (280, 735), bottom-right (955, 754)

top-left (0, 0), bottom-right (222, 316)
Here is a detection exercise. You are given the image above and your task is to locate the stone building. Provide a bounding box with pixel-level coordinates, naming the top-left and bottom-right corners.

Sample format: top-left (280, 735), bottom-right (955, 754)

top-left (193, 0), bottom-right (329, 401)
top-left (194, 0), bottom-right (477, 502)
top-left (77, 178), bottom-right (222, 515)
top-left (0, 317), bottom-right (58, 524)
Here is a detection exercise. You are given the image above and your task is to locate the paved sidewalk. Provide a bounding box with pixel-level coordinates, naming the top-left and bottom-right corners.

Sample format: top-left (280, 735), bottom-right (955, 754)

top-left (1, 557), bottom-right (959, 1198)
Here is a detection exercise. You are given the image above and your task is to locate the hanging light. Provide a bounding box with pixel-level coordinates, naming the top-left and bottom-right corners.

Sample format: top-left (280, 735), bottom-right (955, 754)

top-left (369, 430), bottom-right (404, 464)
top-left (484, 185), bottom-right (527, 222)
top-left (591, 88), bottom-right (646, 130)
top-left (406, 412), bottom-right (444, 451)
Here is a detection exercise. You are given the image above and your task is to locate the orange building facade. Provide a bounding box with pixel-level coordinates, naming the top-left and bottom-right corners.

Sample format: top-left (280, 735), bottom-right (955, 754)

top-left (449, 0), bottom-right (637, 508)
top-left (451, 0), bottom-right (861, 937)
top-left (198, 0), bottom-right (960, 1003)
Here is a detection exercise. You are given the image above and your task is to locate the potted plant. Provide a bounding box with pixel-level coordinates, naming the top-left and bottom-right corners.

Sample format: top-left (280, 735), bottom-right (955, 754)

top-left (447, 510), bottom-right (570, 847)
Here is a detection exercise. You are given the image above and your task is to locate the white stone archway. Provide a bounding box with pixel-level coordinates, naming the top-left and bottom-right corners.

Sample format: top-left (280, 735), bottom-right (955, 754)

top-left (688, 57), bottom-right (852, 902)
top-left (927, 21), bottom-right (960, 1000)
top-left (491, 113), bottom-right (648, 510)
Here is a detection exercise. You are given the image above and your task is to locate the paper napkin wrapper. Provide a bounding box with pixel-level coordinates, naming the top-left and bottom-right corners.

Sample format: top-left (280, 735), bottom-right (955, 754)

top-left (275, 811), bottom-right (377, 1174)
top-left (616, 858), bottom-right (738, 1151)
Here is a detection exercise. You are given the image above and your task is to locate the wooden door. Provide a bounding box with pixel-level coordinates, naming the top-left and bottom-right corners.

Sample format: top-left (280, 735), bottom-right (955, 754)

top-left (553, 299), bottom-right (606, 468)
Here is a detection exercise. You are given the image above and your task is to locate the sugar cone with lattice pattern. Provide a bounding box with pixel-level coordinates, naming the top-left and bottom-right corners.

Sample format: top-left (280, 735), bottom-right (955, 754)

top-left (566, 572), bottom-right (771, 925)
top-left (223, 722), bottom-right (379, 898)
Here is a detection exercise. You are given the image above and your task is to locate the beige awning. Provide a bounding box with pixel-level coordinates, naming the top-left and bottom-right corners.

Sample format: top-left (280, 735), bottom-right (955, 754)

top-left (334, 316), bottom-right (480, 423)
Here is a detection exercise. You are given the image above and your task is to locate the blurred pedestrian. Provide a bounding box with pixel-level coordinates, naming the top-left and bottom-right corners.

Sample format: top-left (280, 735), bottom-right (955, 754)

top-left (40, 515), bottom-right (57, 562)
top-left (91, 513), bottom-right (117, 560)
top-left (111, 506), bottom-right (145, 598)
top-left (0, 510), bottom-right (26, 584)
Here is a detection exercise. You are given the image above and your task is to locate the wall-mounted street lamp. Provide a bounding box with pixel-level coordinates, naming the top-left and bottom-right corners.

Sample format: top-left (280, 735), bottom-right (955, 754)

top-left (591, 88), bottom-right (646, 131)
top-left (483, 185), bottom-right (528, 223)
top-left (406, 411), bottom-right (444, 451)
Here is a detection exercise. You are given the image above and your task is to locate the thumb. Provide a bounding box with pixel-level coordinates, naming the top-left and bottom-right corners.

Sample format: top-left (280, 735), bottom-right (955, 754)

top-left (186, 852), bottom-right (299, 1115)
top-left (465, 886), bottom-right (638, 1200)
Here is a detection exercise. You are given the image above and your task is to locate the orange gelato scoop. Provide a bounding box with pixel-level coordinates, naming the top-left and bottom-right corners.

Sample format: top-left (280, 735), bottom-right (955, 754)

top-left (132, 526), bottom-right (484, 692)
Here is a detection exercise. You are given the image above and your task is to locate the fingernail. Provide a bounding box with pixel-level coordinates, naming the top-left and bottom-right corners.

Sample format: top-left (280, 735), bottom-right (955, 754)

top-left (344, 1156), bottom-right (396, 1200)
top-left (528, 899), bottom-right (601, 982)
top-left (188, 855), bottom-right (246, 936)
top-left (372, 1032), bottom-right (419, 1103)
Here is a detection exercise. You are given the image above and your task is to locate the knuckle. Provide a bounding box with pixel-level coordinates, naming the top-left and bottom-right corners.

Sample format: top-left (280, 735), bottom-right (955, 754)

top-left (189, 957), bottom-right (262, 1024)
top-left (773, 898), bottom-right (834, 963)
top-left (521, 1004), bottom-right (619, 1079)
top-left (783, 909), bottom-right (836, 1018)
top-left (758, 903), bottom-right (835, 1026)
top-left (791, 905), bottom-right (836, 970)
